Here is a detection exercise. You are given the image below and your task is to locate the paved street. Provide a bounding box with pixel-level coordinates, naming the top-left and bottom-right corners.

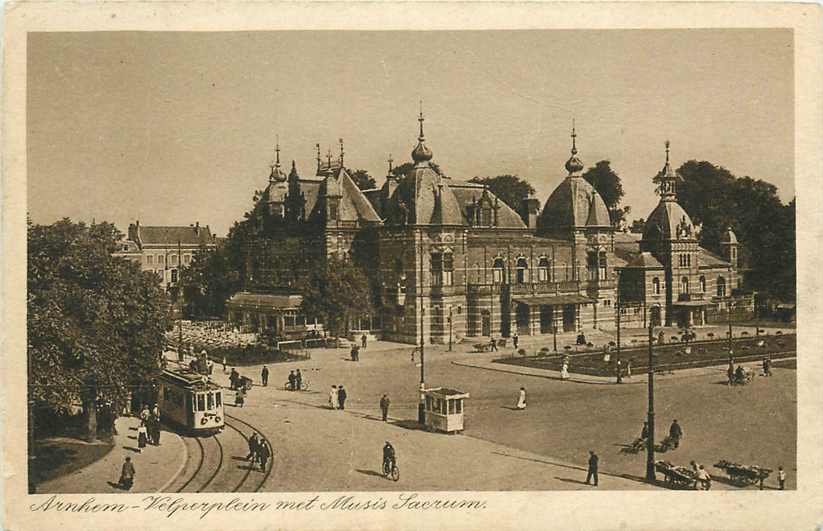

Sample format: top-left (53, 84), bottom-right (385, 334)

top-left (218, 338), bottom-right (796, 491)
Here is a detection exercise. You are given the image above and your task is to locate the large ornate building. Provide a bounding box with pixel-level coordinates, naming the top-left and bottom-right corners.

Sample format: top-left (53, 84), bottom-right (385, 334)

top-left (237, 112), bottom-right (747, 344)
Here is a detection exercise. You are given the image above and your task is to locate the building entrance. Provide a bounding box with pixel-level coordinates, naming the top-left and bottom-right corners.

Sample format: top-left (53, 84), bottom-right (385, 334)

top-left (539, 305), bottom-right (553, 334)
top-left (481, 311), bottom-right (491, 336)
top-left (562, 304), bottom-right (576, 332)
top-left (515, 303), bottom-right (530, 335)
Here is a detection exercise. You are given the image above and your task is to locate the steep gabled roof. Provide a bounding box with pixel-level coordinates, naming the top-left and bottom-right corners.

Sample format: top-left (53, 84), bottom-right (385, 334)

top-left (449, 182), bottom-right (527, 229)
top-left (698, 248), bottom-right (730, 268)
top-left (137, 225), bottom-right (215, 246)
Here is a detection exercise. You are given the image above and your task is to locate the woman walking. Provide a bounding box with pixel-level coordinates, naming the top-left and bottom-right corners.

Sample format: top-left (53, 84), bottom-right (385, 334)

top-left (516, 387), bottom-right (527, 410)
top-left (137, 421), bottom-right (148, 453)
top-left (329, 385), bottom-right (338, 409)
top-left (560, 357), bottom-right (570, 380)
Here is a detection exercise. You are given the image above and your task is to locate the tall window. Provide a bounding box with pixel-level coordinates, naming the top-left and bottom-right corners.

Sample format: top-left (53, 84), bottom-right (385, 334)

top-left (184, 254), bottom-right (191, 265)
top-left (717, 276), bottom-right (726, 297)
top-left (443, 252), bottom-right (454, 286)
top-left (699, 276), bottom-right (706, 292)
top-left (515, 257), bottom-right (528, 284)
top-left (587, 252), bottom-right (598, 281)
top-left (158, 254), bottom-right (165, 265)
top-left (480, 206), bottom-right (493, 226)
top-left (680, 276), bottom-right (689, 294)
top-left (598, 252), bottom-right (607, 280)
top-left (431, 252), bottom-right (453, 287)
top-left (652, 277), bottom-right (661, 295)
top-left (170, 254), bottom-right (178, 266)
top-left (492, 258), bottom-right (504, 284)
top-left (538, 257), bottom-right (550, 283)
top-left (146, 255), bottom-right (154, 265)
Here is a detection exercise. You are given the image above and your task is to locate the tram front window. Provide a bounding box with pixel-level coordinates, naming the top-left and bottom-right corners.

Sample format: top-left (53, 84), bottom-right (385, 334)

top-left (207, 392), bottom-right (214, 410)
top-left (197, 394), bottom-right (205, 411)
top-left (215, 392), bottom-right (222, 407)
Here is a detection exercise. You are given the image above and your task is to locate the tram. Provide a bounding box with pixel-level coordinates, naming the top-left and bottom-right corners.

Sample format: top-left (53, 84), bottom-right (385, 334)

top-left (157, 368), bottom-right (225, 434)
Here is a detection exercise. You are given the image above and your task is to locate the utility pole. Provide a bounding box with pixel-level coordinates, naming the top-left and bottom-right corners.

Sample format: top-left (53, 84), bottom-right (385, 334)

top-left (418, 229), bottom-right (426, 424)
top-left (616, 270), bottom-right (622, 384)
top-left (448, 305), bottom-right (453, 352)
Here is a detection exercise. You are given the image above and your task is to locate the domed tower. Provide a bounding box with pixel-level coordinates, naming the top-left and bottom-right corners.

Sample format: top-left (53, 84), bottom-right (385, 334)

top-left (641, 141), bottom-right (701, 326)
top-left (720, 226), bottom-right (738, 269)
top-left (261, 140), bottom-right (288, 218)
top-left (537, 123), bottom-right (616, 330)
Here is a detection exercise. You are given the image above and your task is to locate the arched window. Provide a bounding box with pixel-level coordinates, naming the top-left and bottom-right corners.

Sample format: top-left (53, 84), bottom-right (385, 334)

top-left (538, 257), bottom-right (551, 283)
top-left (680, 276), bottom-right (689, 294)
top-left (699, 276), bottom-right (706, 292)
top-left (515, 257), bottom-right (529, 284)
top-left (492, 258), bottom-right (504, 284)
top-left (652, 277), bottom-right (661, 295)
top-left (717, 276), bottom-right (726, 297)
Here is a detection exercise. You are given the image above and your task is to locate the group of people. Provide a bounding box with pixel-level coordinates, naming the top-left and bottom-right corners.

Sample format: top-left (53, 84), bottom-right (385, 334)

top-left (329, 384), bottom-right (348, 410)
top-left (244, 432), bottom-right (271, 472)
top-left (287, 369), bottom-right (304, 391)
top-left (689, 461), bottom-right (712, 490)
top-left (137, 404), bottom-right (162, 451)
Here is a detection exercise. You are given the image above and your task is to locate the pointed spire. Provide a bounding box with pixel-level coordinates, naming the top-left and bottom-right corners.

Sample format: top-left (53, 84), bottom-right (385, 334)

top-left (326, 146), bottom-right (332, 167)
top-left (339, 138), bottom-right (344, 167)
top-left (316, 143), bottom-right (322, 173)
top-left (659, 140), bottom-right (678, 200)
top-left (275, 135), bottom-right (281, 167)
top-left (388, 153), bottom-right (394, 174)
top-left (418, 99), bottom-right (425, 141)
top-left (411, 101), bottom-right (433, 165)
top-left (564, 119), bottom-right (584, 175)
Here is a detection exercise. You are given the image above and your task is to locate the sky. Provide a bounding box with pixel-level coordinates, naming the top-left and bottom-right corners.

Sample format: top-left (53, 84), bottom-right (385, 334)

top-left (27, 29), bottom-right (794, 237)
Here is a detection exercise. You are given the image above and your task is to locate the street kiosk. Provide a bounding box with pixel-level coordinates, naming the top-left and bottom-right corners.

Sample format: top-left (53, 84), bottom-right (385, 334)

top-left (423, 387), bottom-right (470, 433)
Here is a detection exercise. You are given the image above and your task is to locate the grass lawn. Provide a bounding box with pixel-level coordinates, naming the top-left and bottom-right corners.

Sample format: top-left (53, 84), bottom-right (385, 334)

top-left (207, 344), bottom-right (306, 366)
top-left (494, 334), bottom-right (796, 377)
top-left (30, 437), bottom-right (114, 490)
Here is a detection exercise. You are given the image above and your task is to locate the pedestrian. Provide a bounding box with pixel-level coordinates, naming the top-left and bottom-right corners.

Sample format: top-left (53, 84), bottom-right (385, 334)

top-left (152, 415), bottom-right (162, 446)
top-left (361, 334), bottom-right (368, 349)
top-left (380, 394), bottom-right (391, 421)
top-left (727, 360), bottom-right (736, 386)
top-left (410, 348), bottom-right (415, 363)
top-left (236, 387), bottom-right (246, 407)
top-left (516, 387), bottom-right (527, 410)
top-left (329, 385), bottom-right (338, 409)
top-left (246, 433), bottom-right (259, 462)
top-left (338, 385), bottom-right (347, 410)
top-left (585, 450), bottom-right (599, 486)
top-left (626, 359), bottom-right (632, 378)
top-left (512, 331), bottom-right (519, 349)
top-left (778, 466), bottom-right (786, 490)
top-left (257, 440), bottom-right (270, 472)
top-left (490, 336), bottom-right (498, 351)
top-left (137, 421), bottom-right (148, 452)
top-left (118, 456), bottom-right (135, 490)
top-left (763, 356), bottom-right (772, 376)
top-left (230, 368), bottom-right (239, 390)
top-left (207, 360), bottom-right (214, 376)
top-left (222, 356), bottom-right (227, 373)
top-left (288, 370), bottom-right (296, 391)
top-left (669, 419), bottom-right (683, 449)
top-left (696, 465), bottom-right (711, 490)
top-left (140, 404), bottom-right (150, 423)
top-left (261, 366), bottom-right (269, 387)
top-left (145, 413), bottom-right (156, 445)
top-left (296, 369), bottom-right (303, 391)
top-left (560, 358), bottom-right (570, 380)
top-left (640, 421), bottom-right (649, 440)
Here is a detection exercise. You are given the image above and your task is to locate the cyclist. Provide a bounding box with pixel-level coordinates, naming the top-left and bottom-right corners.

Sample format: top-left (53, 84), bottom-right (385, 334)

top-left (382, 441), bottom-right (396, 475)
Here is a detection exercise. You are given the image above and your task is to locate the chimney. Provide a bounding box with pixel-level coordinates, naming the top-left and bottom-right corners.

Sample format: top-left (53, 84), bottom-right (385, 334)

top-left (523, 196), bottom-right (540, 229)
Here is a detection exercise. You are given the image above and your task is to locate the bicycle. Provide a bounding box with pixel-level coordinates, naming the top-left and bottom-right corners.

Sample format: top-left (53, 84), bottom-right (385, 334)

top-left (283, 379), bottom-right (311, 392)
top-left (382, 459), bottom-right (400, 482)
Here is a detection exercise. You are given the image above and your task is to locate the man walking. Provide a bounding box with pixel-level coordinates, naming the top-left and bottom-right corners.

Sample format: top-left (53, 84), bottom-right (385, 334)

top-left (118, 456), bottom-right (136, 490)
top-left (261, 366), bottom-right (269, 387)
top-left (246, 433), bottom-right (259, 463)
top-left (585, 450), bottom-right (599, 486)
top-left (778, 466), bottom-right (786, 490)
top-left (338, 385), bottom-right (347, 410)
top-left (512, 331), bottom-right (519, 349)
top-left (257, 440), bottom-right (270, 472)
top-left (727, 359), bottom-right (736, 386)
top-left (361, 334), bottom-right (368, 349)
top-left (669, 419), bottom-right (683, 449)
top-left (380, 394), bottom-right (391, 421)
top-left (288, 370), bottom-right (296, 391)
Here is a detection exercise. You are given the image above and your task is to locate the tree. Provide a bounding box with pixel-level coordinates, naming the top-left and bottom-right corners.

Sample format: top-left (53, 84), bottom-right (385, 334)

top-left (348, 169), bottom-right (377, 190)
top-left (468, 174), bottom-right (537, 214)
top-left (180, 244), bottom-right (239, 318)
top-left (297, 255), bottom-right (374, 337)
top-left (28, 219), bottom-right (169, 440)
top-left (391, 161), bottom-right (442, 178)
top-left (670, 160), bottom-right (795, 299)
top-left (582, 160), bottom-right (627, 225)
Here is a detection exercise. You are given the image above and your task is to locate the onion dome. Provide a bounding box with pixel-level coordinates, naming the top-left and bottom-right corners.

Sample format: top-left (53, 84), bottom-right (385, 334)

top-left (538, 124), bottom-right (611, 232)
top-left (720, 226), bottom-right (738, 244)
top-left (411, 105), bottom-right (433, 165)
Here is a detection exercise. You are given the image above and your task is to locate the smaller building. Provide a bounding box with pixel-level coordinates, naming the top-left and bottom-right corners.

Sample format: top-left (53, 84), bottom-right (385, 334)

top-left (225, 291), bottom-right (321, 338)
top-left (113, 220), bottom-right (218, 295)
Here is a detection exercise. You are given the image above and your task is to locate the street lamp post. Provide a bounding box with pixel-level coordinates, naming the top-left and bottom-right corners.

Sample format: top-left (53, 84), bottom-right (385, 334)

top-left (616, 270), bottom-right (622, 384)
top-left (727, 300), bottom-right (734, 363)
top-left (646, 303), bottom-right (661, 483)
top-left (448, 306), bottom-right (453, 352)
top-left (552, 307), bottom-right (558, 352)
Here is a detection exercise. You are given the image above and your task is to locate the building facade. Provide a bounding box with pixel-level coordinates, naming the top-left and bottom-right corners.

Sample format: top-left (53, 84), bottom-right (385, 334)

top-left (114, 221), bottom-right (218, 295)
top-left (240, 113), bottom-right (745, 345)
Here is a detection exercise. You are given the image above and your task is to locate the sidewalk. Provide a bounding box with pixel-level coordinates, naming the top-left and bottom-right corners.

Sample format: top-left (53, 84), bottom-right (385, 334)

top-left (38, 415), bottom-right (186, 494)
top-left (452, 355), bottom-right (782, 385)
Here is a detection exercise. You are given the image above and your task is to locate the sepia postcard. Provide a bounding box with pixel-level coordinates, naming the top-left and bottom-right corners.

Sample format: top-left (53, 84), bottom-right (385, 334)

top-left (3, 2), bottom-right (823, 530)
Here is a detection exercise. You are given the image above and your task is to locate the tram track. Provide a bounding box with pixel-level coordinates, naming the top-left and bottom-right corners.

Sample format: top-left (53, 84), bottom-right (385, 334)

top-left (174, 434), bottom-right (224, 493)
top-left (225, 413), bottom-right (275, 492)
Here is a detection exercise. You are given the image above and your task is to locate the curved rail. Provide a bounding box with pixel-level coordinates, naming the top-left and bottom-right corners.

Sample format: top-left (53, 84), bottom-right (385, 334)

top-left (224, 413), bottom-right (275, 492)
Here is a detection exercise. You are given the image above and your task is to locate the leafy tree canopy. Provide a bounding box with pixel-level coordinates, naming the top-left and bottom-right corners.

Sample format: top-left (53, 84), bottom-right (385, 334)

top-left (582, 160), bottom-right (628, 225)
top-left (28, 218), bottom-right (169, 425)
top-left (348, 169), bottom-right (377, 191)
top-left (391, 161), bottom-right (442, 178)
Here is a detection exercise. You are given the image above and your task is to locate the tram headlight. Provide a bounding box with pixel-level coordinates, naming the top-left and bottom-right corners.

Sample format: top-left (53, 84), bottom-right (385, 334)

top-left (201, 417), bottom-right (208, 425)
top-left (215, 416), bottom-right (221, 423)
